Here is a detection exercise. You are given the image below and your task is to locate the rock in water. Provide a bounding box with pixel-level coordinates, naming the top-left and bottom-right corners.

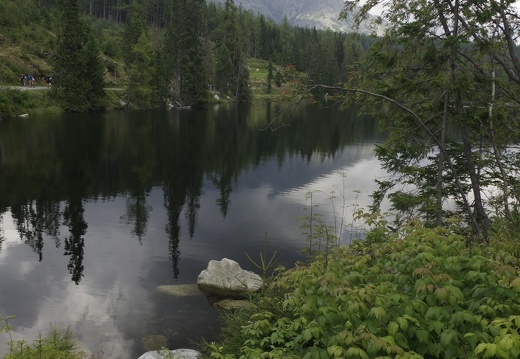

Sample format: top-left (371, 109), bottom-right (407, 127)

top-left (213, 298), bottom-right (255, 311)
top-left (155, 284), bottom-right (202, 297)
top-left (137, 348), bottom-right (200, 359)
top-left (197, 258), bottom-right (262, 298)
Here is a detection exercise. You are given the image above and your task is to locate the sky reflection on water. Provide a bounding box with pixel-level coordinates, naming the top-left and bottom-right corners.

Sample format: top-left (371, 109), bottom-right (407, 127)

top-left (0, 105), bottom-right (385, 358)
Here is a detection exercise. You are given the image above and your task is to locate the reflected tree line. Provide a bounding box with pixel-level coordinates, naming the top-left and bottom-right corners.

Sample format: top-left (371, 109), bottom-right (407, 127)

top-left (0, 103), bottom-right (382, 283)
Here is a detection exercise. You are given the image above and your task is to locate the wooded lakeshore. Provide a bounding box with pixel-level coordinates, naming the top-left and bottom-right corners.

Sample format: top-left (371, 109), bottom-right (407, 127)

top-left (1, 0), bottom-right (520, 358)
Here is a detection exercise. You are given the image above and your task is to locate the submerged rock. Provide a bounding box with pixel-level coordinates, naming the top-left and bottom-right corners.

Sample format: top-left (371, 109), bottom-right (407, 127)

top-left (137, 348), bottom-right (200, 359)
top-left (141, 334), bottom-right (168, 351)
top-left (197, 258), bottom-right (262, 298)
top-left (156, 284), bottom-right (202, 297)
top-left (213, 298), bottom-right (255, 311)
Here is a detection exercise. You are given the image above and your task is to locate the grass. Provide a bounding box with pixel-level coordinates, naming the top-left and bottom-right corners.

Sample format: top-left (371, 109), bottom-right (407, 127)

top-left (1, 316), bottom-right (93, 359)
top-left (247, 58), bottom-right (287, 99)
top-left (0, 89), bottom-right (64, 117)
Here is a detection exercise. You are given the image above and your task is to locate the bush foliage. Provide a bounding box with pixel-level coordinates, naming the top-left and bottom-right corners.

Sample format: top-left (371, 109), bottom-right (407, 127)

top-left (206, 223), bottom-right (520, 359)
top-left (0, 317), bottom-right (88, 359)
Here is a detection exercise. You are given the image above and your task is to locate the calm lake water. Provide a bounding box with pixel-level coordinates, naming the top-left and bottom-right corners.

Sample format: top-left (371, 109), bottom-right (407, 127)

top-left (0, 102), bottom-right (385, 358)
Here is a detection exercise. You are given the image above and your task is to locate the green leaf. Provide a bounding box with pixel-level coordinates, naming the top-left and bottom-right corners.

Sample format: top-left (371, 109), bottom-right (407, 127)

top-left (388, 321), bottom-right (399, 336)
top-left (345, 347), bottom-right (369, 359)
top-left (327, 345), bottom-right (344, 358)
top-left (440, 329), bottom-right (456, 346)
top-left (498, 335), bottom-right (514, 352)
top-left (397, 317), bottom-right (409, 330)
top-left (369, 306), bottom-right (386, 320)
top-left (427, 320), bottom-right (444, 335)
top-left (484, 344), bottom-right (497, 358)
top-left (302, 329), bottom-right (313, 342)
top-left (511, 278), bottom-right (520, 291)
top-left (415, 328), bottom-right (429, 344)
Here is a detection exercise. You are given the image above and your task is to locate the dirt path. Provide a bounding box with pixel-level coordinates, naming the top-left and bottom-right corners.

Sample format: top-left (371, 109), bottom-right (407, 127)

top-left (0, 85), bottom-right (49, 91)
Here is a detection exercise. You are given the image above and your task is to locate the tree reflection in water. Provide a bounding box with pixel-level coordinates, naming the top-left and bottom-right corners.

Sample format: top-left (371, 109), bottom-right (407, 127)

top-left (0, 103), bottom-right (382, 283)
top-left (63, 198), bottom-right (87, 284)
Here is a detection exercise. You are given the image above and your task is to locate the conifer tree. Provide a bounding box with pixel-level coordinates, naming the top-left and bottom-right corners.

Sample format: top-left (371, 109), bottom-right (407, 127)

top-left (275, 69), bottom-right (282, 87)
top-left (122, 0), bottom-right (147, 64)
top-left (266, 60), bottom-right (273, 94)
top-left (150, 48), bottom-right (170, 107)
top-left (342, 0), bottom-right (520, 238)
top-left (127, 33), bottom-right (153, 108)
top-left (164, 0), bottom-right (208, 106)
top-left (53, 0), bottom-right (106, 112)
top-left (123, 0), bottom-right (155, 109)
top-left (214, 0), bottom-right (251, 102)
top-left (84, 31), bottom-right (107, 111)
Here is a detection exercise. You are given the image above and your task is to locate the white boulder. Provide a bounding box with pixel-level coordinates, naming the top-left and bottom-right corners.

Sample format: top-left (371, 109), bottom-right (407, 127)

top-left (197, 258), bottom-right (262, 298)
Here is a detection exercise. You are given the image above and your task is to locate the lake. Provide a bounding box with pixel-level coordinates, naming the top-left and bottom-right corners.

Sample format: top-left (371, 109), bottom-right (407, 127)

top-left (0, 101), bottom-right (385, 358)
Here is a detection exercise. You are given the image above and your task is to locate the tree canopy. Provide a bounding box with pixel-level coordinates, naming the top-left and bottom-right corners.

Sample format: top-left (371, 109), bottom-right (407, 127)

top-left (331, 0), bottom-right (520, 240)
top-left (53, 0), bottom-right (106, 112)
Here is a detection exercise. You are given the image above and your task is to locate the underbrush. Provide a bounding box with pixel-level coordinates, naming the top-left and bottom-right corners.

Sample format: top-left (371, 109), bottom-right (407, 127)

top-left (203, 220), bottom-right (520, 359)
top-left (0, 317), bottom-right (91, 359)
top-left (0, 90), bottom-right (63, 117)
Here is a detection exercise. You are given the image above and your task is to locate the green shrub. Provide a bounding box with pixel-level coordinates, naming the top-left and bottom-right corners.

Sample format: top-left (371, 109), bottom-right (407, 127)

top-left (0, 90), bottom-right (28, 117)
top-left (1, 317), bottom-right (88, 359)
top-left (205, 223), bottom-right (520, 359)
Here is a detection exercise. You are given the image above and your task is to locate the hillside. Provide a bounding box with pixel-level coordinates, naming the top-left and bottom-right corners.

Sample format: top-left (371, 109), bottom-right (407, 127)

top-left (0, 22), bottom-right (124, 87)
top-left (0, 22), bottom-right (55, 86)
top-left (0, 0), bottom-right (376, 115)
top-left (208, 0), bottom-right (384, 34)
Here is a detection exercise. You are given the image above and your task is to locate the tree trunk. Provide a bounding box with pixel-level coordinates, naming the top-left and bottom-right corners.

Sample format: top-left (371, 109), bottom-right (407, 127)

top-left (436, 93), bottom-right (449, 226)
top-left (460, 125), bottom-right (490, 238)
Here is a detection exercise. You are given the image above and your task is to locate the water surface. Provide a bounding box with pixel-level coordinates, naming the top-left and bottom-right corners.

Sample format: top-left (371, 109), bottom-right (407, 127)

top-left (0, 102), bottom-right (385, 358)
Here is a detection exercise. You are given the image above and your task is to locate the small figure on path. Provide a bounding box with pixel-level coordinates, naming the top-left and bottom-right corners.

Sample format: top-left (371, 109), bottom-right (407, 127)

top-left (26, 74), bottom-right (34, 87)
top-left (19, 74), bottom-right (26, 86)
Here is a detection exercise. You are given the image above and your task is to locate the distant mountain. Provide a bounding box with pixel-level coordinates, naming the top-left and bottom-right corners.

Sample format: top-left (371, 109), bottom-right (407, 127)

top-left (208, 0), bottom-right (383, 34)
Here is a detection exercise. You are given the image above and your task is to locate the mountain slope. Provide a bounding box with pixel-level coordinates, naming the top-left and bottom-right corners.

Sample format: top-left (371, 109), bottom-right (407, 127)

top-left (208, 0), bottom-right (382, 34)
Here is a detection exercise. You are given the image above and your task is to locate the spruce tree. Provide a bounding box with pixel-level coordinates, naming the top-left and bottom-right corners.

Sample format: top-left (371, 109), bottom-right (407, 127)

top-left (84, 31), bottom-right (107, 111)
top-left (122, 0), bottom-right (147, 64)
top-left (123, 0), bottom-right (154, 109)
top-left (53, 0), bottom-right (106, 112)
top-left (164, 0), bottom-right (208, 106)
top-left (127, 33), bottom-right (153, 109)
top-left (150, 48), bottom-right (170, 107)
top-left (266, 60), bottom-right (273, 94)
top-left (214, 0), bottom-right (251, 103)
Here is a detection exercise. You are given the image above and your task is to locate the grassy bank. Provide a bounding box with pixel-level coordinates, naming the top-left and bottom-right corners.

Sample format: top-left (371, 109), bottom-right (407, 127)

top-left (201, 219), bottom-right (520, 358)
top-left (0, 88), bottom-right (129, 118)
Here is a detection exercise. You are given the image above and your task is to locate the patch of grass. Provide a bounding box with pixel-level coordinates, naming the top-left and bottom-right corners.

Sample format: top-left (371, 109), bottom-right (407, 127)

top-left (1, 316), bottom-right (92, 359)
top-left (0, 89), bottom-right (63, 117)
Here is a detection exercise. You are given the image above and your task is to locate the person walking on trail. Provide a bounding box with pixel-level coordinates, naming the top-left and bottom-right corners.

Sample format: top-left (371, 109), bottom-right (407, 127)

top-left (19, 74), bottom-right (26, 86)
top-left (26, 74), bottom-right (33, 87)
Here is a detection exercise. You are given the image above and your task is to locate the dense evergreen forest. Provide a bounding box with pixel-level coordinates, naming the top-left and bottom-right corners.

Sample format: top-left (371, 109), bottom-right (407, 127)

top-left (0, 0), bottom-right (374, 111)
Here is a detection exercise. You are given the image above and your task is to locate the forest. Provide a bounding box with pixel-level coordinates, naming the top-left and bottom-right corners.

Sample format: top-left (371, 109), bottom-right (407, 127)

top-left (0, 0), bottom-right (374, 112)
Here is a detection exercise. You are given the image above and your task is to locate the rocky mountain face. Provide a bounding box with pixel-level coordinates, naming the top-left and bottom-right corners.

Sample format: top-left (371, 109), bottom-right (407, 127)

top-left (208, 0), bottom-right (382, 34)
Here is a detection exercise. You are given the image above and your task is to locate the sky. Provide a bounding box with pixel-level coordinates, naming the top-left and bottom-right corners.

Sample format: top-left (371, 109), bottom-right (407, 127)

top-left (367, 0), bottom-right (520, 16)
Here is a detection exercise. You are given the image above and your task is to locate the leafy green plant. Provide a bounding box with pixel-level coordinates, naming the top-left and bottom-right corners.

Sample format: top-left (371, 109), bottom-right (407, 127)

top-left (299, 180), bottom-right (364, 264)
top-left (298, 190), bottom-right (337, 261)
top-left (245, 232), bottom-right (281, 291)
top-left (204, 222), bottom-right (520, 359)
